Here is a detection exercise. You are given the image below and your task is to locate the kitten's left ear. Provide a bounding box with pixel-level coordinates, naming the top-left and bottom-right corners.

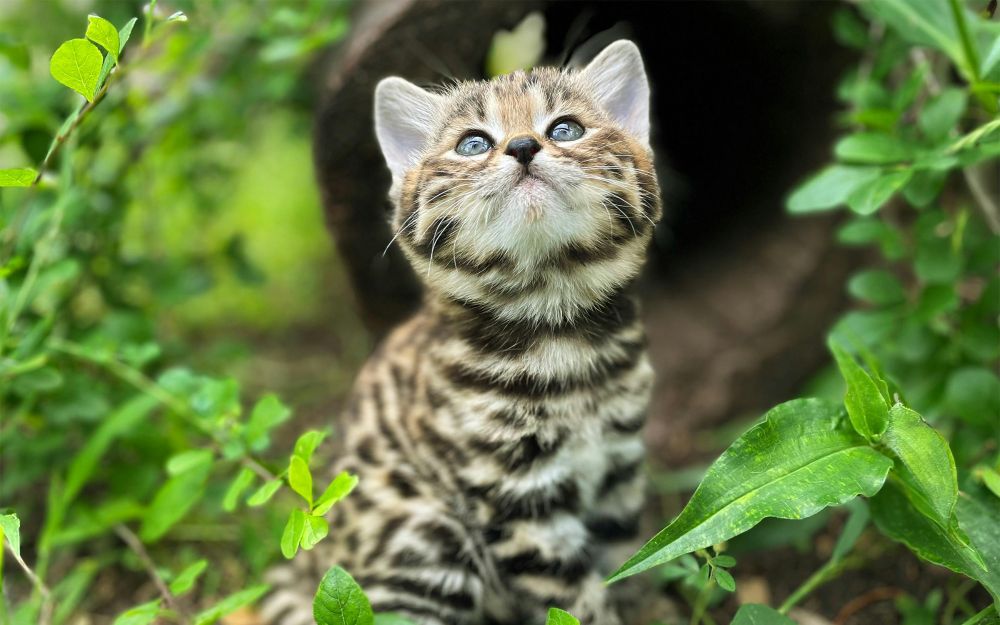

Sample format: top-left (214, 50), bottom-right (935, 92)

top-left (580, 40), bottom-right (650, 145)
top-left (374, 77), bottom-right (443, 180)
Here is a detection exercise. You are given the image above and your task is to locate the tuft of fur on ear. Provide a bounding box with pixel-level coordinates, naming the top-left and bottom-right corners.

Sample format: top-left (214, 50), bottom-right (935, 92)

top-left (580, 40), bottom-right (651, 145)
top-left (374, 77), bottom-right (443, 179)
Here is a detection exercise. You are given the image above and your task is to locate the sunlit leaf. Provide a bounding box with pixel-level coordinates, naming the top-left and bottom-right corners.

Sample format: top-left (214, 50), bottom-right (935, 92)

top-left (0, 168), bottom-right (37, 187)
top-left (313, 566), bottom-right (374, 625)
top-left (280, 508), bottom-right (306, 559)
top-left (86, 15), bottom-right (120, 63)
top-left (313, 471), bottom-right (359, 516)
top-left (49, 38), bottom-right (102, 101)
top-left (545, 608), bottom-right (580, 625)
top-left (169, 559), bottom-right (208, 596)
top-left (193, 585), bottom-right (269, 625)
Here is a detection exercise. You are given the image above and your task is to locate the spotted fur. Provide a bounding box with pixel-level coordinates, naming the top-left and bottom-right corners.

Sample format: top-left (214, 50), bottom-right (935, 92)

top-left (263, 40), bottom-right (661, 625)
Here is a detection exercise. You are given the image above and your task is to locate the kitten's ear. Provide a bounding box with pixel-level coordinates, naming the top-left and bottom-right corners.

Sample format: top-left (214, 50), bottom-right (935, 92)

top-left (374, 77), bottom-right (443, 179)
top-left (580, 40), bottom-right (650, 144)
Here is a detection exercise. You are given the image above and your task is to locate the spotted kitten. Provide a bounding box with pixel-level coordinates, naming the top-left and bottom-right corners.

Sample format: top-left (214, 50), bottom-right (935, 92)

top-left (263, 40), bottom-right (661, 625)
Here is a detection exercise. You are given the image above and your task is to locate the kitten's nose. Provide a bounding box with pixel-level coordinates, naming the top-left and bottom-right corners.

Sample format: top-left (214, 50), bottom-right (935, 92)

top-left (504, 136), bottom-right (542, 165)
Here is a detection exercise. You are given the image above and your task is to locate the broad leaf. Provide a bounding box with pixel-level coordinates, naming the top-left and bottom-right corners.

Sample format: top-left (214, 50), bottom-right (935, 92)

top-left (866, 0), bottom-right (969, 80)
top-left (882, 404), bottom-right (958, 528)
top-left (828, 340), bottom-right (889, 441)
top-left (786, 165), bottom-right (880, 213)
top-left (280, 508), bottom-right (306, 559)
top-left (49, 38), bottom-right (102, 101)
top-left (846, 169), bottom-right (912, 215)
top-left (193, 585), bottom-right (269, 625)
top-left (919, 88), bottom-right (967, 141)
top-left (246, 478), bottom-right (283, 507)
top-left (301, 515), bottom-right (330, 551)
top-left (86, 15), bottom-right (120, 63)
top-left (289, 455), bottom-right (313, 506)
top-left (609, 399), bottom-right (893, 582)
top-left (847, 270), bottom-right (905, 306)
top-left (245, 394), bottom-right (291, 451)
top-left (169, 559), bottom-right (208, 596)
top-left (955, 491), bottom-right (1000, 605)
top-left (732, 604), bottom-right (796, 625)
top-left (139, 457), bottom-right (213, 541)
top-left (314, 471), bottom-right (359, 516)
top-left (166, 449), bottom-right (213, 476)
top-left (871, 482), bottom-right (993, 602)
top-left (314, 566), bottom-right (374, 625)
top-left (222, 467), bottom-right (255, 512)
top-left (545, 608), bottom-right (580, 625)
top-left (834, 133), bottom-right (914, 164)
top-left (0, 168), bottom-right (37, 187)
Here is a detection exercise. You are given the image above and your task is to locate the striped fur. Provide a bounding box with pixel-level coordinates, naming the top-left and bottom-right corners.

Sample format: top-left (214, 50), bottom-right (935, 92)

top-left (264, 41), bottom-right (661, 625)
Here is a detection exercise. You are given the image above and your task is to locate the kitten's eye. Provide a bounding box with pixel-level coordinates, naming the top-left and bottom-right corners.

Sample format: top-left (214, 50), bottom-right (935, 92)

top-left (456, 133), bottom-right (493, 156)
top-left (547, 118), bottom-right (585, 142)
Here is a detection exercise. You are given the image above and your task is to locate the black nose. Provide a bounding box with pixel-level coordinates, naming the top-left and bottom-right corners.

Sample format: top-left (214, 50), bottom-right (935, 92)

top-left (504, 136), bottom-right (542, 165)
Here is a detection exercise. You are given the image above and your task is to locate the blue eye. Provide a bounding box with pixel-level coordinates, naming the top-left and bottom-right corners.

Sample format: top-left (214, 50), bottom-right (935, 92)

top-left (547, 118), bottom-right (585, 142)
top-left (456, 133), bottom-right (493, 156)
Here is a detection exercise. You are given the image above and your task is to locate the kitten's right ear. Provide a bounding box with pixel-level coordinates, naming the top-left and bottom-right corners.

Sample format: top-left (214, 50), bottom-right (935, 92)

top-left (374, 77), bottom-right (442, 180)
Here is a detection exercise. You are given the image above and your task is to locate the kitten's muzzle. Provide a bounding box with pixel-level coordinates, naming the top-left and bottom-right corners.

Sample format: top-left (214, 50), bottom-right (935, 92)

top-left (505, 136), bottom-right (542, 166)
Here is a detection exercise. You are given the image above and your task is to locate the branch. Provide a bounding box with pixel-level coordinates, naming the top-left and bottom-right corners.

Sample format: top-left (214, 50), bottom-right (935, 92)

top-left (114, 524), bottom-right (186, 620)
top-left (4, 542), bottom-right (53, 625)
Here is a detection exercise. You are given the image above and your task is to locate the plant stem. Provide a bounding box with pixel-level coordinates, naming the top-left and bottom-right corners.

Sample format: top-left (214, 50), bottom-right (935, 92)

top-left (948, 0), bottom-right (981, 83)
top-left (957, 605), bottom-right (998, 625)
top-left (114, 524), bottom-right (187, 621)
top-left (779, 554), bottom-right (864, 614)
top-left (4, 542), bottom-right (53, 625)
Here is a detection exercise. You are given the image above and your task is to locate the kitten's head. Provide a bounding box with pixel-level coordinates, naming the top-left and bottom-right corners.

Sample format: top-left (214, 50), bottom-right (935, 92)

top-left (374, 40), bottom-right (660, 323)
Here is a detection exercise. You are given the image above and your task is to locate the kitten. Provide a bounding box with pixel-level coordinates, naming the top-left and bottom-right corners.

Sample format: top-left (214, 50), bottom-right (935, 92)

top-left (264, 39), bottom-right (660, 625)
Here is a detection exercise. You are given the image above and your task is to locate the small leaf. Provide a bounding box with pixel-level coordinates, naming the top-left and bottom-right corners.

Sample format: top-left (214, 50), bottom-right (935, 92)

top-left (280, 508), bottom-right (306, 559)
top-left (301, 515), bottom-right (330, 551)
top-left (293, 430), bottom-right (327, 463)
top-left (919, 88), bottom-right (967, 141)
top-left (882, 404), bottom-right (958, 529)
top-left (193, 585), bottom-right (270, 625)
top-left (828, 339), bottom-right (890, 441)
top-left (0, 168), bottom-right (37, 187)
top-left (831, 500), bottom-right (869, 562)
top-left (847, 270), bottom-right (906, 306)
top-left (166, 449), bottom-right (213, 476)
top-left (313, 471), bottom-right (359, 516)
top-left (313, 566), bottom-right (374, 625)
top-left (714, 568), bottom-right (736, 592)
top-left (139, 459), bottom-right (212, 542)
top-left (608, 399), bottom-right (893, 582)
top-left (732, 604), bottom-right (797, 625)
top-left (222, 467), bottom-right (256, 512)
top-left (943, 367), bottom-right (1000, 427)
top-left (49, 38), bottom-right (103, 101)
top-left (112, 600), bottom-right (162, 625)
top-left (976, 467), bottom-right (1000, 500)
top-left (246, 479), bottom-right (283, 507)
top-left (118, 17), bottom-right (138, 53)
top-left (786, 165), bottom-right (880, 213)
top-left (169, 559), bottom-right (208, 596)
top-left (86, 15), bottom-right (120, 63)
top-left (845, 169), bottom-right (912, 215)
top-left (289, 455), bottom-right (313, 506)
top-left (711, 554), bottom-right (736, 568)
top-left (0, 513), bottom-right (21, 560)
top-left (245, 394), bottom-right (291, 451)
top-left (545, 608), bottom-right (580, 625)
top-left (835, 133), bottom-right (914, 164)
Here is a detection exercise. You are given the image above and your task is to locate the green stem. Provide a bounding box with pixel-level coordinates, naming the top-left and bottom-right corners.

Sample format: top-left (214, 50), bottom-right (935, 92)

top-left (948, 0), bottom-right (980, 82)
top-left (779, 555), bottom-right (862, 614)
top-left (957, 605), bottom-right (998, 625)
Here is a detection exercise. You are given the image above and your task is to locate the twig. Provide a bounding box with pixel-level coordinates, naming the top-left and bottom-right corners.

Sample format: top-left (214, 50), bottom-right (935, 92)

top-left (833, 586), bottom-right (902, 625)
top-left (963, 165), bottom-right (1000, 234)
top-left (114, 524), bottom-right (186, 620)
top-left (4, 542), bottom-right (53, 625)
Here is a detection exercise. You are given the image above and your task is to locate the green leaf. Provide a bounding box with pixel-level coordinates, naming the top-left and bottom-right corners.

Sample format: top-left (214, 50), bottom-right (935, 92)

top-left (711, 554), bottom-right (736, 568)
top-left (0, 513), bottom-right (21, 560)
top-left (944, 367), bottom-right (1000, 428)
top-left (222, 467), bottom-right (256, 512)
top-left (193, 584), bottom-right (270, 625)
top-left (313, 471), bottom-right (359, 516)
top-left (64, 395), bottom-right (158, 505)
top-left (118, 17), bottom-right (138, 53)
top-left (86, 15), bottom-right (120, 63)
top-left (0, 168), bottom-right (37, 187)
top-left (867, 0), bottom-right (969, 79)
top-left (49, 38), bottom-right (103, 101)
top-left (902, 169), bottom-right (948, 208)
top-left (139, 457), bottom-right (213, 542)
top-left (732, 604), bottom-right (797, 625)
top-left (845, 169), bottom-right (912, 215)
top-left (245, 394), bottom-right (291, 451)
top-left (831, 500), bottom-right (870, 562)
top-left (608, 398), bottom-right (893, 582)
top-left (246, 478), bottom-right (283, 507)
top-left (976, 467), bottom-right (1000, 500)
top-left (882, 404), bottom-right (958, 529)
top-left (871, 482), bottom-right (993, 600)
top-left (112, 600), bottom-right (161, 625)
top-left (293, 429), bottom-right (326, 463)
top-left (714, 568), bottom-right (736, 592)
top-left (301, 515), bottom-right (330, 550)
top-left (919, 88), bottom-right (967, 141)
top-left (835, 133), bottom-right (914, 164)
top-left (955, 490), bottom-right (1000, 604)
top-left (166, 449), bottom-right (213, 476)
top-left (280, 508), bottom-right (306, 559)
top-left (313, 566), bottom-right (374, 625)
top-left (847, 270), bottom-right (905, 306)
top-left (545, 608), bottom-right (580, 625)
top-left (828, 339), bottom-right (890, 441)
top-left (169, 559), bottom-right (208, 596)
top-left (289, 455), bottom-right (313, 506)
top-left (786, 165), bottom-right (880, 213)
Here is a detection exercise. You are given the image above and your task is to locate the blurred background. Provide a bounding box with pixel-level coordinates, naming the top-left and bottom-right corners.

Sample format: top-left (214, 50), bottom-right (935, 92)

top-left (1, 0), bottom-right (997, 624)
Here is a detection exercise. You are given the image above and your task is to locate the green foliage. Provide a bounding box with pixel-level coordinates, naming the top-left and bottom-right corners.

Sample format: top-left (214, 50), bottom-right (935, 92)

top-left (732, 604), bottom-right (796, 625)
top-left (313, 566), bottom-right (374, 625)
top-left (545, 607), bottom-right (581, 625)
